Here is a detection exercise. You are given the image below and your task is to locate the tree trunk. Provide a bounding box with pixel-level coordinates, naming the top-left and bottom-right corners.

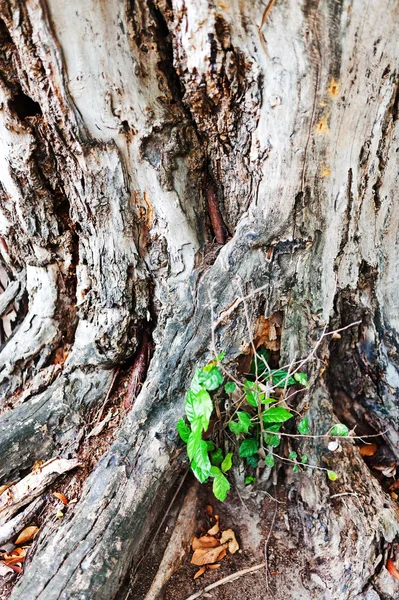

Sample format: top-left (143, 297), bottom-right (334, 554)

top-left (1, 0), bottom-right (399, 598)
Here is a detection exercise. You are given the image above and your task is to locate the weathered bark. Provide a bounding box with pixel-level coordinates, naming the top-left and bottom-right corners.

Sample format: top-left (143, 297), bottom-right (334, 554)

top-left (0, 0), bottom-right (399, 598)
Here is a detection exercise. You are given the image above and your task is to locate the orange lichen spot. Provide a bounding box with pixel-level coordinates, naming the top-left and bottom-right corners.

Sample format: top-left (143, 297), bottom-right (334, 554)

top-left (328, 78), bottom-right (340, 97)
top-left (320, 164), bottom-right (331, 178)
top-left (315, 115), bottom-right (330, 134)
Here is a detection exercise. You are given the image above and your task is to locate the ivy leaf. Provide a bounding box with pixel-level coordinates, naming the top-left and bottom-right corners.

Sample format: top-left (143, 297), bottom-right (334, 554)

top-left (327, 470), bottom-right (338, 481)
top-left (190, 369), bottom-right (203, 394)
top-left (177, 418), bottom-right (191, 443)
top-left (298, 417), bottom-right (310, 435)
top-left (221, 452), bottom-right (233, 472)
top-left (216, 351), bottom-right (226, 362)
top-left (294, 372), bottom-right (309, 387)
top-left (262, 406), bottom-right (293, 423)
top-left (191, 460), bottom-right (209, 483)
top-left (265, 423), bottom-right (281, 432)
top-left (330, 424), bottom-right (349, 437)
top-left (194, 440), bottom-right (212, 478)
top-left (228, 411), bottom-right (252, 435)
top-left (264, 432), bottom-right (280, 447)
top-left (250, 347), bottom-right (269, 378)
top-left (211, 448), bottom-right (224, 465)
top-left (301, 454), bottom-right (308, 463)
top-left (185, 390), bottom-right (196, 423)
top-left (198, 366), bottom-right (223, 391)
top-left (293, 464), bottom-right (300, 473)
top-left (246, 454), bottom-right (259, 468)
top-left (193, 390), bottom-right (213, 430)
top-left (245, 476), bottom-right (256, 485)
top-left (244, 380), bottom-right (261, 407)
top-left (265, 454), bottom-right (275, 467)
top-left (212, 472), bottom-right (230, 502)
top-left (224, 382), bottom-right (237, 394)
top-left (239, 438), bottom-right (259, 457)
top-left (288, 451), bottom-right (297, 460)
top-left (206, 440), bottom-right (215, 451)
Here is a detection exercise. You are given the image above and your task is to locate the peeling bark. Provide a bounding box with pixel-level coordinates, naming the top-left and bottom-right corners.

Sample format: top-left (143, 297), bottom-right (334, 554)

top-left (0, 0), bottom-right (399, 598)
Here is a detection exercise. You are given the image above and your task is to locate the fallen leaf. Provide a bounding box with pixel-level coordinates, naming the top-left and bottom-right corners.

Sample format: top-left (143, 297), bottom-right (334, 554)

top-left (391, 492), bottom-right (398, 500)
top-left (387, 558), bottom-right (399, 581)
top-left (208, 564), bottom-right (221, 569)
top-left (191, 545), bottom-right (226, 566)
top-left (192, 536), bottom-right (220, 550)
top-left (56, 509), bottom-right (64, 519)
top-left (14, 526), bottom-right (39, 545)
top-left (0, 483), bottom-right (17, 497)
top-left (3, 548), bottom-right (26, 565)
top-left (193, 566), bottom-right (206, 580)
top-left (220, 529), bottom-right (239, 554)
top-left (359, 443), bottom-right (377, 457)
top-left (53, 492), bottom-right (68, 505)
top-left (205, 505), bottom-right (213, 516)
top-left (207, 516), bottom-right (220, 536)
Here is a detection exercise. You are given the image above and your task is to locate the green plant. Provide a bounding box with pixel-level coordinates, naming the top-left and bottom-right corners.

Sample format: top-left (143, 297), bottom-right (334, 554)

top-left (177, 350), bottom-right (347, 502)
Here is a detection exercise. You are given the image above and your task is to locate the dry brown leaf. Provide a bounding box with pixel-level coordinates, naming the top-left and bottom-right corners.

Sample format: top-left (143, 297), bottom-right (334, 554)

top-left (53, 492), bottom-right (68, 505)
top-left (387, 558), bottom-right (399, 581)
top-left (220, 529), bottom-right (239, 554)
top-left (391, 491), bottom-right (398, 500)
top-left (359, 443), bottom-right (377, 457)
top-left (14, 525), bottom-right (39, 545)
top-left (3, 548), bottom-right (26, 565)
top-left (192, 536), bottom-right (219, 550)
top-left (193, 566), bottom-right (206, 580)
top-left (208, 563), bottom-right (221, 569)
top-left (207, 516), bottom-right (219, 536)
top-left (191, 545), bottom-right (226, 566)
top-left (205, 505), bottom-right (213, 516)
top-left (0, 483), bottom-right (16, 497)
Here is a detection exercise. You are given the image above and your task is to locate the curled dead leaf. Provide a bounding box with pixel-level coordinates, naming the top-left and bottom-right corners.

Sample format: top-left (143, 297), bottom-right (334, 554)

top-left (359, 443), bottom-right (377, 457)
top-left (387, 558), bottom-right (399, 581)
top-left (208, 563), bottom-right (221, 569)
top-left (14, 526), bottom-right (39, 545)
top-left (193, 566), bottom-right (206, 580)
top-left (220, 529), bottom-right (239, 554)
top-left (191, 545), bottom-right (226, 566)
top-left (2, 548), bottom-right (26, 565)
top-left (53, 492), bottom-right (68, 505)
top-left (207, 517), bottom-right (219, 536)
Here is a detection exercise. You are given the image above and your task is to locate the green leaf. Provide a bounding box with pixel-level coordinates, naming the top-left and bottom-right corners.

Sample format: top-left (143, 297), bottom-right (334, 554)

top-left (330, 424), bottom-right (349, 437)
top-left (288, 451), bottom-right (297, 460)
top-left (212, 472), bottom-right (230, 502)
top-left (239, 438), bottom-right (259, 457)
top-left (264, 432), bottom-right (280, 447)
top-left (193, 390), bottom-right (213, 430)
top-left (194, 440), bottom-right (212, 478)
top-left (244, 380), bottom-right (261, 407)
top-left (327, 470), bottom-right (338, 481)
top-left (211, 448), bottom-right (224, 465)
top-left (293, 464), bottom-right (300, 473)
top-left (270, 370), bottom-right (296, 388)
top-left (301, 454), bottom-right (308, 463)
top-left (265, 423), bottom-right (281, 432)
top-left (177, 418), bottom-right (191, 443)
top-left (260, 397), bottom-right (276, 405)
top-left (294, 372), bottom-right (309, 386)
top-left (262, 406), bottom-right (293, 423)
top-left (186, 424), bottom-right (202, 461)
top-left (245, 476), bottom-right (256, 485)
top-left (228, 411), bottom-right (252, 435)
top-left (216, 351), bottom-right (226, 362)
top-left (221, 452), bottom-right (233, 472)
top-left (265, 454), bottom-right (275, 467)
top-left (191, 460), bottom-right (209, 483)
top-left (185, 390), bottom-right (197, 423)
top-left (210, 466), bottom-right (221, 477)
top-left (190, 370), bottom-right (203, 394)
top-left (206, 440), bottom-right (215, 451)
top-left (198, 366), bottom-right (223, 391)
top-left (298, 417), bottom-right (310, 435)
top-left (224, 381), bottom-right (237, 394)
top-left (246, 454), bottom-right (259, 468)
